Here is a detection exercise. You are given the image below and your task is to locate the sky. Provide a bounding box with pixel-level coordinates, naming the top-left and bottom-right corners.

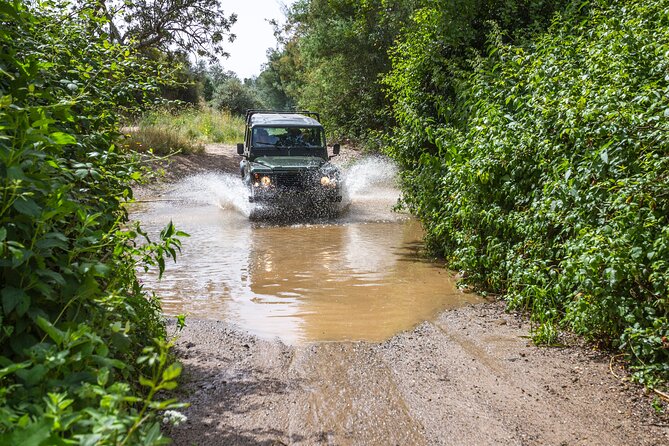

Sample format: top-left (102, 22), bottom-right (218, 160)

top-left (221, 0), bottom-right (297, 79)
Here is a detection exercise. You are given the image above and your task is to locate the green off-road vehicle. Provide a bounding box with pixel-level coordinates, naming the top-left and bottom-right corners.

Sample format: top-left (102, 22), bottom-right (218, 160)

top-left (237, 110), bottom-right (342, 209)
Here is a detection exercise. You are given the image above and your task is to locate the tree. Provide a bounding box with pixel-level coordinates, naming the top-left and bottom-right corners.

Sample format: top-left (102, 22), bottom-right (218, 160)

top-left (268, 0), bottom-right (419, 143)
top-left (89, 0), bottom-right (237, 60)
top-left (254, 50), bottom-right (295, 110)
top-left (211, 76), bottom-right (264, 115)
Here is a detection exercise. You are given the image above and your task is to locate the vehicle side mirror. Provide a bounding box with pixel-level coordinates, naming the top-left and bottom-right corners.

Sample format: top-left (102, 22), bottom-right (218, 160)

top-left (332, 143), bottom-right (340, 156)
top-left (237, 143), bottom-right (244, 156)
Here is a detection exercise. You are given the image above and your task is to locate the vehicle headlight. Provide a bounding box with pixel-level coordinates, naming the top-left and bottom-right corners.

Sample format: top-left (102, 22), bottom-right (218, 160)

top-left (253, 173), bottom-right (272, 187)
top-left (320, 176), bottom-right (336, 187)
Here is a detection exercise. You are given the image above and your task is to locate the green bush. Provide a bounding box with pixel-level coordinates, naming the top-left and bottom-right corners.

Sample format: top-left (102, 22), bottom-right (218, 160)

top-left (386, 0), bottom-right (669, 384)
top-left (1, 1), bottom-right (186, 442)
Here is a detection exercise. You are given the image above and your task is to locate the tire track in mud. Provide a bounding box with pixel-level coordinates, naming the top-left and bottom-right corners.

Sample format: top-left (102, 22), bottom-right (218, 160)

top-left (374, 306), bottom-right (664, 446)
top-left (166, 305), bottom-right (668, 446)
top-left (287, 343), bottom-right (425, 445)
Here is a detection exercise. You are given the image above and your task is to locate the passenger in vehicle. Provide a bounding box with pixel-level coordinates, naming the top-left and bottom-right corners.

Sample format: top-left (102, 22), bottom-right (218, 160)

top-left (254, 128), bottom-right (276, 146)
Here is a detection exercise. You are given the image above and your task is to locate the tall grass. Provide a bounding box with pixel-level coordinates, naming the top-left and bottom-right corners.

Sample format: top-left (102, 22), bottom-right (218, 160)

top-left (124, 107), bottom-right (245, 155)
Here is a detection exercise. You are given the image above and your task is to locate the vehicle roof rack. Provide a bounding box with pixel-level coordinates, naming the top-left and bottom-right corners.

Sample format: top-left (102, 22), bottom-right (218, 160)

top-left (245, 109), bottom-right (320, 125)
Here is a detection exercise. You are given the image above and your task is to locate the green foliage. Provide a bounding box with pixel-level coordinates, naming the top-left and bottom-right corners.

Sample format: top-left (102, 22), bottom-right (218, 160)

top-left (268, 0), bottom-right (419, 143)
top-left (384, 0), bottom-right (570, 167)
top-left (254, 62), bottom-right (294, 110)
top-left (1, 0), bottom-right (187, 442)
top-left (386, 0), bottom-right (669, 384)
top-left (211, 77), bottom-right (264, 116)
top-left (261, 43), bottom-right (304, 111)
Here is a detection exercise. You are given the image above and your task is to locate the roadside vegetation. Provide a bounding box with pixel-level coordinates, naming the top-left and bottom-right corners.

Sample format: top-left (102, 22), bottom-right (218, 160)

top-left (260, 0), bottom-right (669, 389)
top-left (385, 0), bottom-right (669, 388)
top-left (124, 108), bottom-right (245, 155)
top-left (0, 0), bottom-right (191, 443)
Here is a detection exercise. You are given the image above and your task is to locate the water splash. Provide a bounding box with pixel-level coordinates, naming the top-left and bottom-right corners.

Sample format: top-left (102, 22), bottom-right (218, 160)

top-left (146, 156), bottom-right (404, 223)
top-left (338, 156), bottom-right (404, 223)
top-left (169, 172), bottom-right (253, 217)
top-left (341, 156), bottom-right (399, 198)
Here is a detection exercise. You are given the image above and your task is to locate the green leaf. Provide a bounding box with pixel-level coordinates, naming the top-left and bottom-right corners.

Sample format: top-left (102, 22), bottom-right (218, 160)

top-left (2, 287), bottom-right (28, 315)
top-left (158, 380), bottom-right (178, 390)
top-left (35, 232), bottom-right (69, 250)
top-left (49, 132), bottom-right (77, 145)
top-left (0, 419), bottom-right (51, 446)
top-left (13, 197), bottom-right (42, 217)
top-left (6, 165), bottom-right (25, 180)
top-left (97, 367), bottom-right (110, 386)
top-left (16, 364), bottom-right (48, 387)
top-left (78, 434), bottom-right (104, 446)
top-left (143, 422), bottom-right (162, 444)
top-left (0, 361), bottom-right (31, 379)
top-left (600, 150), bottom-right (609, 164)
top-left (36, 316), bottom-right (65, 345)
top-left (36, 269), bottom-right (66, 286)
top-left (91, 355), bottom-right (126, 370)
top-left (162, 362), bottom-right (182, 381)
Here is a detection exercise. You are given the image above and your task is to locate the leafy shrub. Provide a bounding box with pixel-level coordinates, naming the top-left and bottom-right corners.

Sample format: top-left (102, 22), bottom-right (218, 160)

top-left (386, 0), bottom-right (669, 384)
top-left (1, 1), bottom-right (186, 442)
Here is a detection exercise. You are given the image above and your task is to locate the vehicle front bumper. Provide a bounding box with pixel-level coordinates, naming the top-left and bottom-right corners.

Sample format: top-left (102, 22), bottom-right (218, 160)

top-left (249, 186), bottom-right (342, 205)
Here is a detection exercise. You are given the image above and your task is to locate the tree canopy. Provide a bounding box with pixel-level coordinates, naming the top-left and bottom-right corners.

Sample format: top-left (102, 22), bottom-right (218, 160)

top-left (89, 0), bottom-right (237, 60)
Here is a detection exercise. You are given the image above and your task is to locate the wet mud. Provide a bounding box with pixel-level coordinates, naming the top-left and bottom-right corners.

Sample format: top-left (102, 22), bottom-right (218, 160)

top-left (166, 303), bottom-right (668, 445)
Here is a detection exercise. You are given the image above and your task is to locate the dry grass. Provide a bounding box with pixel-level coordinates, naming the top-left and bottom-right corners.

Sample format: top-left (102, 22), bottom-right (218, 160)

top-left (123, 125), bottom-right (205, 155)
top-left (123, 107), bottom-right (245, 155)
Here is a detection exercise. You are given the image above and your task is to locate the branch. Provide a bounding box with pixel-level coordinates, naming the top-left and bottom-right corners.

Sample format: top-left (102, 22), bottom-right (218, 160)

top-left (95, 0), bottom-right (125, 44)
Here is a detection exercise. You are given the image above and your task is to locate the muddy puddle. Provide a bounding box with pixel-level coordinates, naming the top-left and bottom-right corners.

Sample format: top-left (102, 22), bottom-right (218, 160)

top-left (133, 157), bottom-right (482, 344)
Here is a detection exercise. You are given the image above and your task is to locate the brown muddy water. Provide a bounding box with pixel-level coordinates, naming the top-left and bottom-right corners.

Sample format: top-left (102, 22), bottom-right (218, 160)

top-left (133, 157), bottom-right (482, 344)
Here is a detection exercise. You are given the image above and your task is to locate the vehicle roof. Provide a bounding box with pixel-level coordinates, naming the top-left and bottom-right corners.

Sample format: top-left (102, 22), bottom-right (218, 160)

top-left (250, 113), bottom-right (322, 127)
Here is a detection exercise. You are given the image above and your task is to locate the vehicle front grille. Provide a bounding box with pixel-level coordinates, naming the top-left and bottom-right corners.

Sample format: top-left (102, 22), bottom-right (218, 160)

top-left (275, 172), bottom-right (311, 189)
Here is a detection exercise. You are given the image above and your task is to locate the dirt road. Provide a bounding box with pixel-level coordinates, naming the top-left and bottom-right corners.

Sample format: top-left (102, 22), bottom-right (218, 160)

top-left (155, 145), bottom-right (667, 445)
top-left (166, 302), bottom-right (667, 445)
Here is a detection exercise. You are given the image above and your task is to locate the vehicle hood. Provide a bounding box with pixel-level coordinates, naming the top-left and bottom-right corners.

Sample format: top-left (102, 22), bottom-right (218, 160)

top-left (251, 156), bottom-right (325, 170)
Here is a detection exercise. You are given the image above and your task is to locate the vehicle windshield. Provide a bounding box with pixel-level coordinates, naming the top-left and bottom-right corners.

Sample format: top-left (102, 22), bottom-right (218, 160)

top-left (252, 126), bottom-right (325, 149)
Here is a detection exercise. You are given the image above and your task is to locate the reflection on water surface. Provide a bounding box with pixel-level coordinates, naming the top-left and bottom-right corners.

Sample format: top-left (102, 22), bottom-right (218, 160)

top-left (133, 159), bottom-right (481, 343)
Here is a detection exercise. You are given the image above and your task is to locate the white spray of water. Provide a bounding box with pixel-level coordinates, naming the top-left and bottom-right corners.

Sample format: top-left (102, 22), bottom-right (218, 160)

top-left (341, 156), bottom-right (399, 198)
top-left (157, 157), bottom-right (403, 222)
top-left (170, 172), bottom-right (253, 217)
top-left (338, 156), bottom-right (403, 222)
